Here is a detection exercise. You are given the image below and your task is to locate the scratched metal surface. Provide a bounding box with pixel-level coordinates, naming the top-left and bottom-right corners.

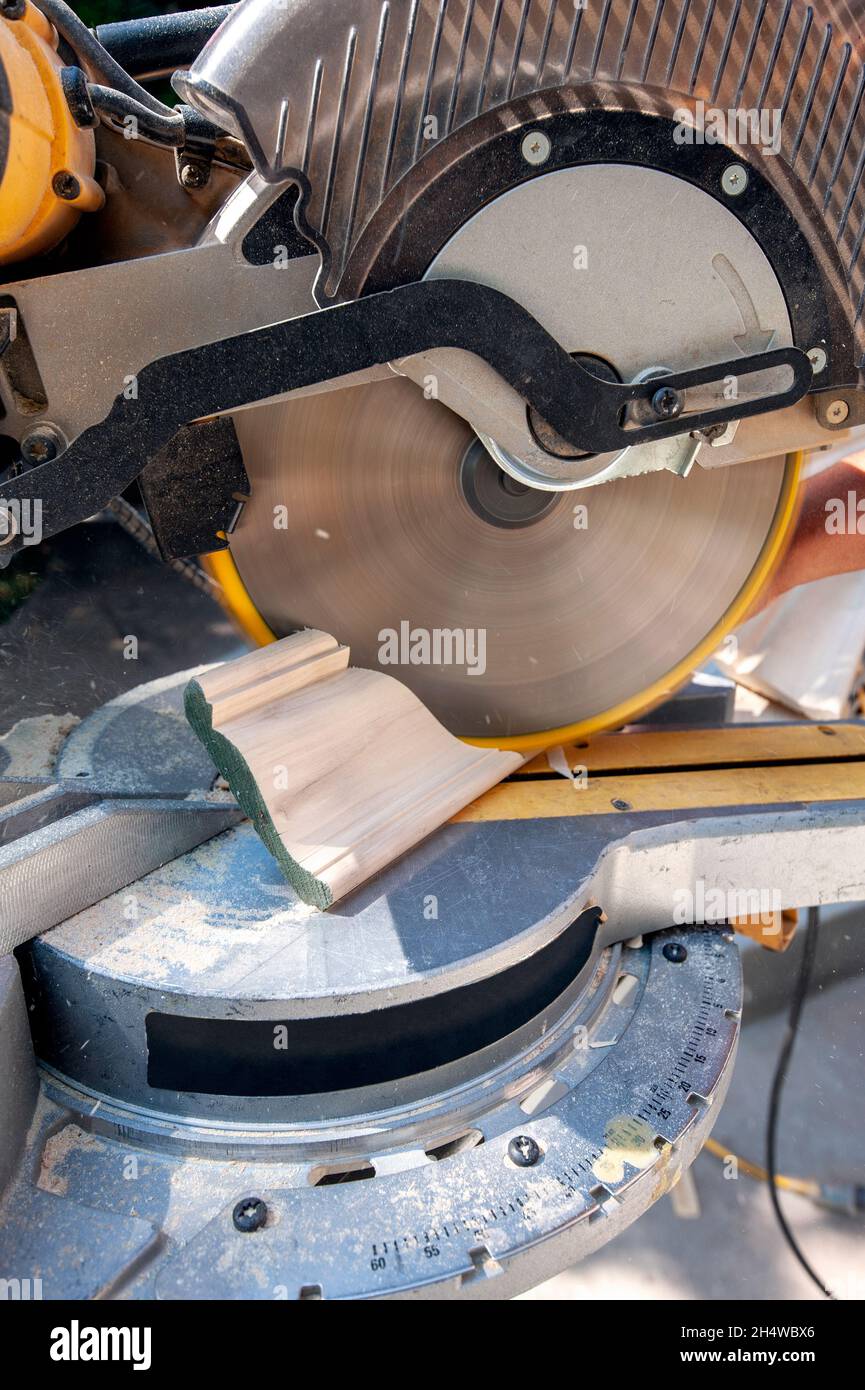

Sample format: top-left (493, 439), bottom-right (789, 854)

top-left (17, 781), bottom-right (865, 1125)
top-left (0, 928), bottom-right (741, 1298)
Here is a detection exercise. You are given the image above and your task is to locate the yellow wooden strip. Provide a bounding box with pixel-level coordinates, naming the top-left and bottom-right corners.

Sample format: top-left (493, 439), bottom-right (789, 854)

top-left (520, 723), bottom-right (865, 776)
top-left (453, 760), bottom-right (865, 822)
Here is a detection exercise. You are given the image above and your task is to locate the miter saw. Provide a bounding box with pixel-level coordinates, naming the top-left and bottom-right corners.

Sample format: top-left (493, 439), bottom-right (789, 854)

top-left (1, 0), bottom-right (865, 1300)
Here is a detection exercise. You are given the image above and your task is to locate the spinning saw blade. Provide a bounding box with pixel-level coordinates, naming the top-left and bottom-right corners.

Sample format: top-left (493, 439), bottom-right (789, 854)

top-left (227, 163), bottom-right (800, 746)
top-left (228, 381), bottom-right (795, 744)
top-left (171, 0), bottom-right (865, 748)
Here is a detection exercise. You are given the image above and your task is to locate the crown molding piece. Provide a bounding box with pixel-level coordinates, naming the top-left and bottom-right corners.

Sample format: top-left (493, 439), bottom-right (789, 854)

top-left (185, 630), bottom-right (523, 908)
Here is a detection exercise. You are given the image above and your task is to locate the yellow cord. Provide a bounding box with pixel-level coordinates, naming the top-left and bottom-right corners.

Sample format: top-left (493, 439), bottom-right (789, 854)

top-left (201, 548), bottom-right (276, 648)
top-left (703, 1136), bottom-right (819, 1198)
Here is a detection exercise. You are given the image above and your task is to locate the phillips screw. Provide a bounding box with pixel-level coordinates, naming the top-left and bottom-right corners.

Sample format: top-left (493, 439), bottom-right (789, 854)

top-left (651, 385), bottom-right (683, 420)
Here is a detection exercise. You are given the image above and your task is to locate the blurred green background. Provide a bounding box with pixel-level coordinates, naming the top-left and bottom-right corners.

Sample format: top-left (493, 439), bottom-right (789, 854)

top-left (73, 0), bottom-right (208, 29)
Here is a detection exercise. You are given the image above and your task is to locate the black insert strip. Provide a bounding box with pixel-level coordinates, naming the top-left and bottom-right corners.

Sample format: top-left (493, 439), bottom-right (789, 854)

top-left (146, 907), bottom-right (601, 1096)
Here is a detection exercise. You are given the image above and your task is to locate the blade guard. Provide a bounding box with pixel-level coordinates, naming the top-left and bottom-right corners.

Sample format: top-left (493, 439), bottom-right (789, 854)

top-left (176, 0), bottom-right (865, 332)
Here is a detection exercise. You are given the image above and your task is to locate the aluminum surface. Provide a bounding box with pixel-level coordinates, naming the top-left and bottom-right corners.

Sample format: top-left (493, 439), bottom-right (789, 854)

top-left (7, 687), bottom-right (865, 1298)
top-left (1, 927), bottom-right (741, 1298)
top-left (0, 796), bottom-right (240, 952)
top-left (0, 671), bottom-right (243, 952)
top-left (0, 688), bottom-right (744, 1296)
top-left (0, 957), bottom-right (37, 1197)
top-left (0, 174), bottom-right (319, 449)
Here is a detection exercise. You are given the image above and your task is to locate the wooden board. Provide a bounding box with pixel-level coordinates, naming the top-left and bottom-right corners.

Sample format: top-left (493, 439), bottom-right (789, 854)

top-left (453, 758), bottom-right (865, 821)
top-left (185, 630), bottom-right (523, 908)
top-left (521, 721), bottom-right (865, 776)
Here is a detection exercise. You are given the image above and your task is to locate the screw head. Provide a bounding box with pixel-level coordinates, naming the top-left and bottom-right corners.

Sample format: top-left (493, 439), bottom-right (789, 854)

top-left (651, 385), bottom-right (683, 420)
top-left (521, 130), bottom-right (551, 166)
top-left (21, 426), bottom-right (63, 465)
top-left (663, 942), bottom-right (688, 963)
top-left (508, 1134), bottom-right (541, 1167)
top-left (698, 421), bottom-right (732, 445)
top-left (0, 506), bottom-right (18, 546)
top-left (232, 1196), bottom-right (267, 1232)
top-left (180, 161), bottom-right (208, 189)
top-left (826, 398), bottom-right (850, 425)
top-left (611, 797), bottom-right (632, 811)
top-left (721, 163), bottom-right (749, 196)
top-left (52, 170), bottom-right (80, 201)
top-left (21, 432), bottom-right (57, 465)
top-left (807, 346), bottom-right (827, 375)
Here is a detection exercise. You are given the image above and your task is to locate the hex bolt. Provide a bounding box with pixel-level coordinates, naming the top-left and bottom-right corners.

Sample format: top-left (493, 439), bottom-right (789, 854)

top-left (232, 1196), bottom-right (268, 1232)
top-left (721, 163), bottom-right (749, 196)
top-left (651, 385), bottom-right (683, 420)
top-left (508, 1135), bottom-right (541, 1167)
top-left (806, 346), bottom-right (827, 375)
top-left (825, 398), bottom-right (850, 425)
top-left (521, 130), bottom-right (551, 166)
top-left (52, 170), bottom-right (81, 202)
top-left (663, 942), bottom-right (688, 963)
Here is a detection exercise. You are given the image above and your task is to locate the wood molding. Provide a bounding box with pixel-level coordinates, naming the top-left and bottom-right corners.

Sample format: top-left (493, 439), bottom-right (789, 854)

top-left (185, 630), bottom-right (523, 908)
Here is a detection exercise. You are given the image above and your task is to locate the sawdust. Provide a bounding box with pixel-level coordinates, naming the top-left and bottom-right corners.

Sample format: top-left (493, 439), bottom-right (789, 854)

top-left (38, 1123), bottom-right (106, 1196)
top-left (43, 823), bottom-right (317, 986)
top-left (0, 712), bottom-right (80, 775)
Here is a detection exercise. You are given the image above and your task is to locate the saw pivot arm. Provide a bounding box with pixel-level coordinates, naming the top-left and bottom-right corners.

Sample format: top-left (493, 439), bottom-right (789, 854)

top-left (0, 277), bottom-right (811, 565)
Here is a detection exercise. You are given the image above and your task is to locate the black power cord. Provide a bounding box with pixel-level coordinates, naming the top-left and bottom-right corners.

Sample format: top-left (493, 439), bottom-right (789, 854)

top-left (86, 82), bottom-right (185, 146)
top-left (766, 906), bottom-right (835, 1299)
top-left (37, 0), bottom-right (171, 116)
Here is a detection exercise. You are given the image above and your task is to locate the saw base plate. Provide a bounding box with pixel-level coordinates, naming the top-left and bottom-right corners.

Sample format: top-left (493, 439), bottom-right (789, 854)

top-left (2, 676), bottom-right (741, 1298)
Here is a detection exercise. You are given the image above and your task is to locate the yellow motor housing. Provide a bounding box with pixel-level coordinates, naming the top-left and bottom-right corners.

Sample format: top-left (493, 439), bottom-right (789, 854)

top-left (0, 1), bottom-right (102, 265)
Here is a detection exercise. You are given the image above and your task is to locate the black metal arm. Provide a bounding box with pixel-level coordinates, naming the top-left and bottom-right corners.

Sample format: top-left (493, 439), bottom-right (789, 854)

top-left (0, 278), bottom-right (812, 566)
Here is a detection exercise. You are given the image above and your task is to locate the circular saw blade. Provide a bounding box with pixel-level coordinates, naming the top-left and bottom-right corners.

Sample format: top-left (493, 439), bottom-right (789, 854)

top-left (228, 376), bottom-right (794, 744)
